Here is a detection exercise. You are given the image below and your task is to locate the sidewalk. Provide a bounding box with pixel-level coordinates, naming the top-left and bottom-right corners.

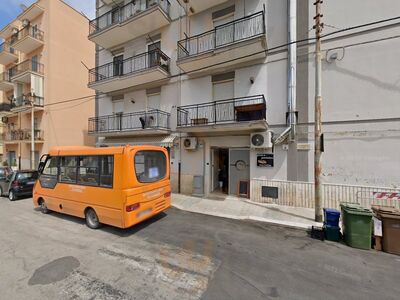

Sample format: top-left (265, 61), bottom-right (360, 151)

top-left (172, 193), bottom-right (322, 230)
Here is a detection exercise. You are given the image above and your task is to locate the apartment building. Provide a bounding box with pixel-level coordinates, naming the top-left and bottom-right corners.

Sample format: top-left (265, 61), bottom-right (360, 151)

top-left (0, 0), bottom-right (95, 169)
top-left (88, 0), bottom-right (400, 199)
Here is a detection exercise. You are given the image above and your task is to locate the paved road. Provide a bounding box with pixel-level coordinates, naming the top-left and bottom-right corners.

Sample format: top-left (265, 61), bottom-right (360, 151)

top-left (0, 197), bottom-right (399, 300)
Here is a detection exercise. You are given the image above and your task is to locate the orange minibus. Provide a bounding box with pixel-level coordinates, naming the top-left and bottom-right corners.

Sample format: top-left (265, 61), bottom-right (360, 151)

top-left (33, 145), bottom-right (171, 229)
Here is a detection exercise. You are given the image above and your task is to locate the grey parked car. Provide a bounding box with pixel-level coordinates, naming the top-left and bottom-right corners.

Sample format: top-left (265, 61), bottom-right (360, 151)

top-left (0, 170), bottom-right (38, 201)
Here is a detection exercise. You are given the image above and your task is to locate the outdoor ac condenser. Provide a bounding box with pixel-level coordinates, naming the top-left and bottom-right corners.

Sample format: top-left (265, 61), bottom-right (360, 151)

top-left (250, 131), bottom-right (273, 149)
top-left (183, 137), bottom-right (198, 150)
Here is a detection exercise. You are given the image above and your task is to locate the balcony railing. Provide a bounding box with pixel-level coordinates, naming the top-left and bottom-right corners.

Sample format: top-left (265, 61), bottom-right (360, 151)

top-left (3, 129), bottom-right (44, 142)
top-left (10, 26), bottom-right (44, 44)
top-left (89, 49), bottom-right (170, 84)
top-left (177, 95), bottom-right (266, 127)
top-left (0, 71), bottom-right (12, 82)
top-left (177, 11), bottom-right (265, 60)
top-left (89, 0), bottom-right (171, 35)
top-left (0, 103), bottom-right (11, 112)
top-left (0, 41), bottom-right (18, 56)
top-left (11, 95), bottom-right (44, 109)
top-left (88, 109), bottom-right (170, 134)
top-left (11, 59), bottom-right (44, 77)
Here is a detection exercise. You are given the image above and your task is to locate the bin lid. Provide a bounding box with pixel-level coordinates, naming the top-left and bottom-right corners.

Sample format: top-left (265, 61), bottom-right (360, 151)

top-left (324, 208), bottom-right (340, 215)
top-left (372, 205), bottom-right (398, 214)
top-left (342, 204), bottom-right (372, 216)
top-left (340, 203), bottom-right (362, 210)
top-left (379, 212), bottom-right (400, 220)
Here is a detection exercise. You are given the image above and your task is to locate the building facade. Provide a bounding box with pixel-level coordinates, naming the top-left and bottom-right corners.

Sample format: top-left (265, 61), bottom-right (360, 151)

top-left (88, 0), bottom-right (400, 199)
top-left (0, 0), bottom-right (95, 169)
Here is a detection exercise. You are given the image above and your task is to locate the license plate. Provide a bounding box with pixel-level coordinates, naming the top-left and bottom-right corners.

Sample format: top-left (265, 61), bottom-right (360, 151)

top-left (137, 209), bottom-right (152, 218)
top-left (27, 181), bottom-right (35, 185)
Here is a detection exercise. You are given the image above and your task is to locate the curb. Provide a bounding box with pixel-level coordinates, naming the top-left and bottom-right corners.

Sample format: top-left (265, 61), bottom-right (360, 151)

top-left (171, 203), bottom-right (320, 231)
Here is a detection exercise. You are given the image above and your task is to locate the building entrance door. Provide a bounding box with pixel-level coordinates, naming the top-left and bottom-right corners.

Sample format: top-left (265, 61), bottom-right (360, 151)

top-left (210, 148), bottom-right (229, 194)
top-left (229, 149), bottom-right (250, 196)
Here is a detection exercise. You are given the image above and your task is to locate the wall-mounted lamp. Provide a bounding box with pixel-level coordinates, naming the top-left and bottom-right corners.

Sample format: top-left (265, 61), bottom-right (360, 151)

top-left (130, 99), bottom-right (135, 104)
top-left (250, 77), bottom-right (255, 84)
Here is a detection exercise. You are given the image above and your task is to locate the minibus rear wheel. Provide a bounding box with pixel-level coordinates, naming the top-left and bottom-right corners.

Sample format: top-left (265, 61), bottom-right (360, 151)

top-left (85, 208), bottom-right (101, 229)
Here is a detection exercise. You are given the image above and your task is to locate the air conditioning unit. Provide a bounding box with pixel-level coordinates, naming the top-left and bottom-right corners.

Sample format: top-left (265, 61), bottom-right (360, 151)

top-left (183, 137), bottom-right (197, 150)
top-left (251, 131), bottom-right (273, 149)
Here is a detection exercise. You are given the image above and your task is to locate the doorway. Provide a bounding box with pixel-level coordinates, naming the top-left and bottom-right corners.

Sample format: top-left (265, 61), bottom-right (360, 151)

top-left (211, 148), bottom-right (229, 194)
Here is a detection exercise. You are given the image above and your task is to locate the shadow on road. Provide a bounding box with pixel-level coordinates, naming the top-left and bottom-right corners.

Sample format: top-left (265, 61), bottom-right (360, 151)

top-left (41, 208), bottom-right (168, 237)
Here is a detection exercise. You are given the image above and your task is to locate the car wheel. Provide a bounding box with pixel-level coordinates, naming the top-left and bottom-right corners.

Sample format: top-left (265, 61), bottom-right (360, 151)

top-left (0, 187), bottom-right (3, 197)
top-left (39, 199), bottom-right (50, 214)
top-left (85, 208), bottom-right (101, 229)
top-left (8, 190), bottom-right (16, 201)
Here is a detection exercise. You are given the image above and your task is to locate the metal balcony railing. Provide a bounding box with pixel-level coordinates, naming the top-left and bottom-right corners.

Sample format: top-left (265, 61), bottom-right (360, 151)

top-left (10, 26), bottom-right (44, 44)
top-left (10, 59), bottom-right (44, 77)
top-left (0, 71), bottom-right (12, 82)
top-left (88, 109), bottom-right (170, 134)
top-left (0, 41), bottom-right (19, 56)
top-left (177, 11), bottom-right (265, 60)
top-left (177, 95), bottom-right (266, 127)
top-left (0, 103), bottom-right (11, 112)
top-left (89, 0), bottom-right (171, 35)
top-left (89, 49), bottom-right (170, 84)
top-left (3, 129), bottom-right (44, 142)
top-left (11, 95), bottom-right (44, 109)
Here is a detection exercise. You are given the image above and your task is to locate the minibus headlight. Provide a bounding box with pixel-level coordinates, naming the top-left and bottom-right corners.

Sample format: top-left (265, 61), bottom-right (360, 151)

top-left (126, 203), bottom-right (140, 212)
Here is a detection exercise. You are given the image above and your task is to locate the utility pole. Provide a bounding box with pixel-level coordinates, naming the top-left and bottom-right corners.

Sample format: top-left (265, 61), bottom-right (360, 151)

top-left (30, 95), bottom-right (35, 169)
top-left (313, 0), bottom-right (323, 222)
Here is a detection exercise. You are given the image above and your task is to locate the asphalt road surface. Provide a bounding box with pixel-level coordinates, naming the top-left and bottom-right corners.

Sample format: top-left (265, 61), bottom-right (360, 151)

top-left (0, 197), bottom-right (399, 300)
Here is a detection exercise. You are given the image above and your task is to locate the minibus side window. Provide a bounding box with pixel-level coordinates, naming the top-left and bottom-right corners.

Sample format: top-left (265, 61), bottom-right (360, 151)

top-left (78, 156), bottom-right (99, 186)
top-left (100, 155), bottom-right (114, 188)
top-left (134, 151), bottom-right (166, 183)
top-left (60, 156), bottom-right (78, 183)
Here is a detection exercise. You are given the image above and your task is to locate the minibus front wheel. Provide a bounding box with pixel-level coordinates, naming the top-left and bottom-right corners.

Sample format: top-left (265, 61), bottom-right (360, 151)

top-left (85, 208), bottom-right (101, 229)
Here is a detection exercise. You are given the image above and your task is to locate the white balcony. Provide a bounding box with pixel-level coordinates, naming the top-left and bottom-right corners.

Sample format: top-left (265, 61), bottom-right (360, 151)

top-left (0, 42), bottom-right (19, 65)
top-left (89, 0), bottom-right (171, 49)
top-left (16, 3), bottom-right (44, 22)
top-left (177, 95), bottom-right (268, 134)
top-left (88, 49), bottom-right (170, 93)
top-left (89, 110), bottom-right (171, 137)
top-left (10, 60), bottom-right (44, 84)
top-left (10, 27), bottom-right (44, 54)
top-left (177, 0), bottom-right (229, 15)
top-left (177, 12), bottom-right (267, 74)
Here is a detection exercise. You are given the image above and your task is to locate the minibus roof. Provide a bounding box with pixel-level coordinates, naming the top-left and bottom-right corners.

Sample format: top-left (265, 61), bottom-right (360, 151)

top-left (48, 145), bottom-right (166, 156)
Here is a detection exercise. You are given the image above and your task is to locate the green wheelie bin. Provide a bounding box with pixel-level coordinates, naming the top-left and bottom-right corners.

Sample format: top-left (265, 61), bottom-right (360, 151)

top-left (341, 203), bottom-right (373, 250)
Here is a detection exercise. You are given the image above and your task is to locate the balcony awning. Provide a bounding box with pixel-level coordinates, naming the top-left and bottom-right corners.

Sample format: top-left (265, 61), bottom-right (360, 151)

top-left (98, 134), bottom-right (178, 148)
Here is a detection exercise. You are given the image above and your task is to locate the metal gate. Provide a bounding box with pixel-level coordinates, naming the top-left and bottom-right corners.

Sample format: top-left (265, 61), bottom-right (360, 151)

top-left (229, 149), bottom-right (250, 196)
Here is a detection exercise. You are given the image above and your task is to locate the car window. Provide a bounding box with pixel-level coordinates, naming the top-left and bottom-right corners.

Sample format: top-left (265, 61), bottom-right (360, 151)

top-left (16, 172), bottom-right (37, 180)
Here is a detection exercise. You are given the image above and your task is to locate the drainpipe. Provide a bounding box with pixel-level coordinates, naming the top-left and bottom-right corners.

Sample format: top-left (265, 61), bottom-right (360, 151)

top-left (288, 0), bottom-right (297, 141)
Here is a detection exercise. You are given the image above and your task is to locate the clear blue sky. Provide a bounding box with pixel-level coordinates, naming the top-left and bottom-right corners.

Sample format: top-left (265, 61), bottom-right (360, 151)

top-left (0, 0), bottom-right (95, 32)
